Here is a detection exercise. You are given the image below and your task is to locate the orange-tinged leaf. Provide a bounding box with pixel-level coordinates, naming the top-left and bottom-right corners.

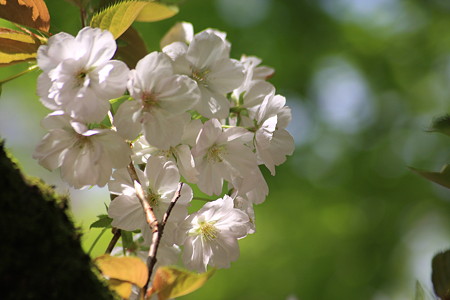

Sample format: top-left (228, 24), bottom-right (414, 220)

top-left (135, 2), bottom-right (178, 22)
top-left (0, 0), bottom-right (50, 32)
top-left (95, 254), bottom-right (149, 288)
top-left (109, 278), bottom-right (133, 299)
top-left (148, 266), bottom-right (215, 300)
top-left (0, 27), bottom-right (41, 66)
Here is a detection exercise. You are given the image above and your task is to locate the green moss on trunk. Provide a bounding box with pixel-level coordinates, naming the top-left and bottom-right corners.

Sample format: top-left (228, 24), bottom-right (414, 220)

top-left (0, 141), bottom-right (114, 300)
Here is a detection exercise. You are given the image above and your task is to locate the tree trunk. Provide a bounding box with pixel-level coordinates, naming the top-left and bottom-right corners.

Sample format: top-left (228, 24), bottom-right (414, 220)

top-left (0, 141), bottom-right (114, 299)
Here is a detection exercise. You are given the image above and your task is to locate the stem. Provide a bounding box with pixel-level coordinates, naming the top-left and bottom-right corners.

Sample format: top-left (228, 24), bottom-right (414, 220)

top-left (193, 197), bottom-right (213, 202)
top-left (80, 5), bottom-right (86, 28)
top-left (144, 183), bottom-right (183, 300)
top-left (87, 227), bottom-right (108, 256)
top-left (105, 228), bottom-right (121, 254)
top-left (0, 65), bottom-right (39, 85)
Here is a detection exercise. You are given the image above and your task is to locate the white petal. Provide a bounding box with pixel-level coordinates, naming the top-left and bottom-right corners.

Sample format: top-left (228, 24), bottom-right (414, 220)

top-left (114, 101), bottom-right (143, 140)
top-left (155, 75), bottom-right (200, 114)
top-left (174, 144), bottom-right (198, 183)
top-left (76, 27), bottom-right (116, 66)
top-left (195, 86), bottom-right (230, 119)
top-left (187, 31), bottom-right (228, 70)
top-left (37, 32), bottom-right (76, 72)
top-left (109, 195), bottom-right (146, 231)
top-left (160, 22), bottom-right (194, 48)
top-left (90, 60), bottom-right (129, 100)
top-left (207, 58), bottom-right (245, 94)
top-left (33, 129), bottom-right (75, 170)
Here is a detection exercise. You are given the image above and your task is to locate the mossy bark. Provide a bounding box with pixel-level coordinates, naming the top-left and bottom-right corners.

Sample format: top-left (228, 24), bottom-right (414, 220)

top-left (0, 141), bottom-right (114, 300)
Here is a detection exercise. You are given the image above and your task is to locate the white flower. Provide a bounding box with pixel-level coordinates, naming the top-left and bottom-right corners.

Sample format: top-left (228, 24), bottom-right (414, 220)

top-left (253, 95), bottom-right (295, 175)
top-left (233, 196), bottom-right (256, 234)
top-left (114, 51), bottom-right (199, 149)
top-left (37, 27), bottom-right (129, 122)
top-left (192, 119), bottom-right (257, 196)
top-left (108, 156), bottom-right (193, 244)
top-left (131, 119), bottom-right (203, 183)
top-left (232, 55), bottom-right (275, 105)
top-left (160, 22), bottom-right (194, 49)
top-left (176, 195), bottom-right (249, 272)
top-left (33, 111), bottom-right (131, 188)
top-left (230, 167), bottom-right (269, 205)
top-left (164, 31), bottom-right (245, 118)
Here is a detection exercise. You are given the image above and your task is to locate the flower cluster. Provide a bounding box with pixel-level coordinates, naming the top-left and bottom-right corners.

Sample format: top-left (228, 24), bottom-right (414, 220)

top-left (33, 23), bottom-right (294, 273)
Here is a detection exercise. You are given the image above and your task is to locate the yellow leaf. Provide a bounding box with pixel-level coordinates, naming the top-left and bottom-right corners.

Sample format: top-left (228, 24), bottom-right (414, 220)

top-left (90, 0), bottom-right (179, 39)
top-left (109, 279), bottom-right (133, 299)
top-left (148, 266), bottom-right (215, 300)
top-left (0, 0), bottom-right (50, 32)
top-left (135, 2), bottom-right (179, 22)
top-left (95, 254), bottom-right (149, 288)
top-left (0, 28), bottom-right (41, 66)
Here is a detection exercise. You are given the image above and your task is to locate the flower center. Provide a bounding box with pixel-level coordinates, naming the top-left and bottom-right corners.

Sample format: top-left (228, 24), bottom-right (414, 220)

top-left (74, 134), bottom-right (91, 149)
top-left (206, 144), bottom-right (225, 163)
top-left (198, 221), bottom-right (218, 241)
top-left (141, 92), bottom-right (159, 112)
top-left (191, 68), bottom-right (210, 87)
top-left (75, 68), bottom-right (92, 88)
top-left (146, 188), bottom-right (160, 207)
top-left (158, 147), bottom-right (174, 159)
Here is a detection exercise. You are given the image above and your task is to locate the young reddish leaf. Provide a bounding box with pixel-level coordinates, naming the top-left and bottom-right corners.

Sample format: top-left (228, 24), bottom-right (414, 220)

top-left (135, 2), bottom-right (178, 22)
top-left (147, 266), bottom-right (215, 300)
top-left (95, 254), bottom-right (149, 288)
top-left (0, 28), bottom-right (41, 66)
top-left (0, 0), bottom-right (50, 32)
top-left (432, 250), bottom-right (450, 300)
top-left (115, 26), bottom-right (148, 68)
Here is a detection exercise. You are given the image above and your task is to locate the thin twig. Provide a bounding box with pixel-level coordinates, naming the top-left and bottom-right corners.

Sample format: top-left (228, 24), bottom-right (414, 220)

top-left (105, 228), bottom-right (121, 254)
top-left (0, 65), bottom-right (39, 85)
top-left (193, 196), bottom-right (213, 202)
top-left (127, 162), bottom-right (158, 228)
top-left (80, 5), bottom-right (86, 28)
top-left (144, 183), bottom-right (184, 300)
top-left (88, 227), bottom-right (108, 255)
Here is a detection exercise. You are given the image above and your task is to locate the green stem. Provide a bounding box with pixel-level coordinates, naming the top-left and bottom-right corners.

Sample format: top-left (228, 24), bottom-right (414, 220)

top-left (87, 227), bottom-right (108, 256)
top-left (193, 197), bottom-right (213, 202)
top-left (0, 64), bottom-right (39, 85)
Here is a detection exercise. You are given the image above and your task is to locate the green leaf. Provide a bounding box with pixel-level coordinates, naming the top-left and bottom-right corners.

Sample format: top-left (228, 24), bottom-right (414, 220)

top-left (0, 27), bottom-right (41, 66)
top-left (429, 114), bottom-right (450, 137)
top-left (89, 214), bottom-right (113, 229)
top-left (0, 0), bottom-right (50, 32)
top-left (148, 266), bottom-right (215, 300)
top-left (410, 165), bottom-right (450, 189)
top-left (134, 1), bottom-right (178, 22)
top-left (432, 250), bottom-right (450, 300)
top-left (90, 0), bottom-right (178, 39)
top-left (90, 1), bottom-right (147, 39)
top-left (415, 281), bottom-right (436, 300)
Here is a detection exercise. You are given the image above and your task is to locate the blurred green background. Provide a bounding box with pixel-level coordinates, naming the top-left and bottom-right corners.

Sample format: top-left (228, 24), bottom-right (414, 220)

top-left (2, 0), bottom-right (450, 299)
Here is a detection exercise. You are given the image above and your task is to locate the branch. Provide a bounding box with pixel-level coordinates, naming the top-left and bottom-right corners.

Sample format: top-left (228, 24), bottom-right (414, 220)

top-left (127, 162), bottom-right (158, 230)
top-left (145, 183), bottom-right (183, 300)
top-left (105, 228), bottom-right (121, 254)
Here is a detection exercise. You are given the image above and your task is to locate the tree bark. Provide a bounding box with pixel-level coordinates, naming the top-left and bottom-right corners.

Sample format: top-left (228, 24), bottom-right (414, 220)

top-left (0, 141), bottom-right (114, 300)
